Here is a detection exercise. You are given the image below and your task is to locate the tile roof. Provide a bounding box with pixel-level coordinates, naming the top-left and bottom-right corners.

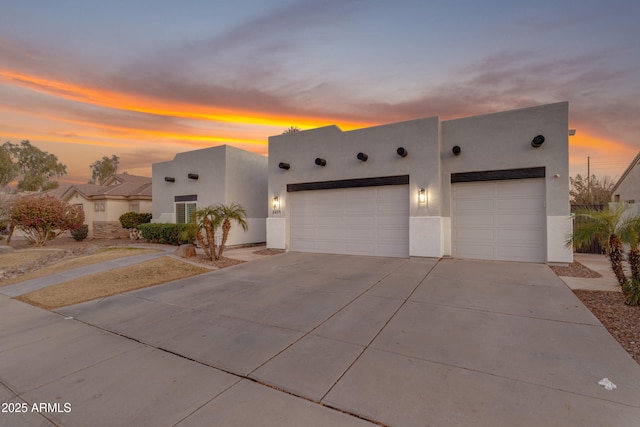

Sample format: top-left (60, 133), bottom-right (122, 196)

top-left (52, 173), bottom-right (152, 200)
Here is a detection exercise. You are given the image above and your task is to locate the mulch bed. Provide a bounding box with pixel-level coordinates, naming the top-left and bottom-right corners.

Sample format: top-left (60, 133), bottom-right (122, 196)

top-left (573, 289), bottom-right (640, 365)
top-left (549, 261), bottom-right (602, 278)
top-left (548, 259), bottom-right (640, 365)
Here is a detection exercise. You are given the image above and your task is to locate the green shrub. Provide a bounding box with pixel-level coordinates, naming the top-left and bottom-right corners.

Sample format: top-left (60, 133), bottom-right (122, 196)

top-left (138, 223), bottom-right (196, 245)
top-left (119, 212), bottom-right (152, 229)
top-left (71, 224), bottom-right (89, 241)
top-left (622, 278), bottom-right (640, 306)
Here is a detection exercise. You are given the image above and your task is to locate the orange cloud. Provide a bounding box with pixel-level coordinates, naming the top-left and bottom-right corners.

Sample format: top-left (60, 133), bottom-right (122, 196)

top-left (0, 70), bottom-right (372, 131)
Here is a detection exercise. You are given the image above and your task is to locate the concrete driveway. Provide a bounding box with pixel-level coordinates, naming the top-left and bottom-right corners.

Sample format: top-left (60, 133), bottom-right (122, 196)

top-left (2, 253), bottom-right (640, 426)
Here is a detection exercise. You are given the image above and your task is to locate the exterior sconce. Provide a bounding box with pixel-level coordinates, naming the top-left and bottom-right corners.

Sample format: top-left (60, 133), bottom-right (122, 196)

top-left (418, 188), bottom-right (426, 204)
top-left (164, 177), bottom-right (175, 182)
top-left (531, 135), bottom-right (545, 148)
top-left (452, 146), bottom-right (461, 156)
top-left (188, 173), bottom-right (199, 180)
top-left (397, 147), bottom-right (408, 157)
top-left (357, 152), bottom-right (368, 161)
top-left (272, 196), bottom-right (281, 214)
top-left (278, 162), bottom-right (290, 170)
top-left (315, 158), bottom-right (327, 167)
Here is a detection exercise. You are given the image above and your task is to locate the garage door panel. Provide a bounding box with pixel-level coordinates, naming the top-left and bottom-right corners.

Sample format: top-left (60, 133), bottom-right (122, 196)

top-left (497, 180), bottom-right (544, 196)
top-left (496, 229), bottom-right (544, 242)
top-left (455, 243), bottom-right (496, 259)
top-left (290, 186), bottom-right (409, 257)
top-left (455, 228), bottom-right (495, 241)
top-left (497, 214), bottom-right (545, 227)
top-left (454, 184), bottom-right (495, 197)
top-left (345, 216), bottom-right (375, 226)
top-left (453, 179), bottom-right (545, 262)
top-left (495, 246), bottom-right (543, 261)
top-left (497, 198), bottom-right (543, 211)
top-left (455, 199), bottom-right (495, 211)
top-left (455, 214), bottom-right (495, 226)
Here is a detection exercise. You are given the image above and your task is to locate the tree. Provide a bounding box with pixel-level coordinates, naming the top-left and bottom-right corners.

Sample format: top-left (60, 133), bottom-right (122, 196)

top-left (0, 144), bottom-right (18, 187)
top-left (568, 204), bottom-right (640, 305)
top-left (89, 155), bottom-right (119, 185)
top-left (569, 173), bottom-right (615, 205)
top-left (217, 203), bottom-right (248, 259)
top-left (282, 126), bottom-right (300, 134)
top-left (192, 203), bottom-right (248, 260)
top-left (193, 206), bottom-right (222, 261)
top-left (3, 140), bottom-right (66, 191)
top-left (569, 205), bottom-right (630, 285)
top-left (8, 194), bottom-right (84, 246)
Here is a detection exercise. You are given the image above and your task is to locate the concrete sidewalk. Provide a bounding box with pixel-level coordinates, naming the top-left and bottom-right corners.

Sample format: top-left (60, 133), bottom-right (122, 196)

top-left (560, 253), bottom-right (621, 292)
top-left (2, 253), bottom-right (638, 426)
top-left (0, 244), bottom-right (269, 298)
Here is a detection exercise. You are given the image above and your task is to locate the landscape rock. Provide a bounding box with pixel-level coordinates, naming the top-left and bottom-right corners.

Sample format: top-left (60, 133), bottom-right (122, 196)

top-left (175, 244), bottom-right (196, 258)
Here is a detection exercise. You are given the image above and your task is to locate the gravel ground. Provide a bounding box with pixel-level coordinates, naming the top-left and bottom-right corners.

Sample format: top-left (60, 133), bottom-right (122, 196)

top-left (551, 261), bottom-right (640, 365)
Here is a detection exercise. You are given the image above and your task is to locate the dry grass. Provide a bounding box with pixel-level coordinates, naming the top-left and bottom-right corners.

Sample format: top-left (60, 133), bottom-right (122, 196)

top-left (16, 256), bottom-right (210, 309)
top-left (1, 248), bottom-right (160, 287)
top-left (0, 250), bottom-right (62, 269)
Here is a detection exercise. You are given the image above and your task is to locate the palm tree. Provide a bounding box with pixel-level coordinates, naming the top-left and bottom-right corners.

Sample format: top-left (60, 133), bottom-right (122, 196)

top-left (568, 205), bottom-right (631, 286)
top-left (215, 203), bottom-right (248, 259)
top-left (192, 206), bottom-right (221, 261)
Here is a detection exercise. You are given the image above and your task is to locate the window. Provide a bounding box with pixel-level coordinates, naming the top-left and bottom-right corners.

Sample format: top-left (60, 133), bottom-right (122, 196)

top-left (176, 202), bottom-right (196, 223)
top-left (94, 201), bottom-right (105, 212)
top-left (130, 202), bottom-right (140, 213)
top-left (174, 194), bottom-right (197, 223)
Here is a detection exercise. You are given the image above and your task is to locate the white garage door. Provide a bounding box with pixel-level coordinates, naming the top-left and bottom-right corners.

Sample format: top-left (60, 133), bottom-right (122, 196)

top-left (452, 179), bottom-right (546, 262)
top-left (290, 185), bottom-right (409, 257)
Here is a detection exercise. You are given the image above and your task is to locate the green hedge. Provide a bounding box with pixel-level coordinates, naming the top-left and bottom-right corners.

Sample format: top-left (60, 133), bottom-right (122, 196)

top-left (119, 212), bottom-right (153, 229)
top-left (138, 223), bottom-right (196, 245)
top-left (71, 224), bottom-right (89, 241)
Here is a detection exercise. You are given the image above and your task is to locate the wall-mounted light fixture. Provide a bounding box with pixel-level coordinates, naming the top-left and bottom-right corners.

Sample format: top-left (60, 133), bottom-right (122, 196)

top-left (531, 135), bottom-right (545, 148)
top-left (164, 177), bottom-right (175, 182)
top-left (397, 147), bottom-right (408, 158)
top-left (272, 196), bottom-right (281, 214)
top-left (452, 146), bottom-right (462, 156)
top-left (418, 188), bottom-right (426, 204)
top-left (278, 162), bottom-right (290, 170)
top-left (315, 157), bottom-right (327, 167)
top-left (357, 152), bottom-right (368, 161)
top-left (188, 173), bottom-right (199, 180)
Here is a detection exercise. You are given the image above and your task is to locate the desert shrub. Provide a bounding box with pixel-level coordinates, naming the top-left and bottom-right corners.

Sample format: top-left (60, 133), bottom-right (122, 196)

top-left (71, 224), bottom-right (89, 241)
top-left (138, 223), bottom-right (196, 245)
top-left (119, 212), bottom-right (152, 229)
top-left (9, 194), bottom-right (84, 246)
top-left (622, 279), bottom-right (640, 306)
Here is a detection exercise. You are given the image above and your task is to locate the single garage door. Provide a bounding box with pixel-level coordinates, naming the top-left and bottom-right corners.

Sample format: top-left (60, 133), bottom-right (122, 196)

top-left (452, 178), bottom-right (546, 262)
top-left (290, 185), bottom-right (409, 257)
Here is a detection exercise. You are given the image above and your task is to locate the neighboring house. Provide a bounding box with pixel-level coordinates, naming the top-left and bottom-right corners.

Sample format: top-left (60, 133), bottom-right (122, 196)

top-left (54, 173), bottom-right (152, 238)
top-left (611, 152), bottom-right (640, 205)
top-left (267, 102), bottom-right (572, 264)
top-left (152, 145), bottom-right (267, 246)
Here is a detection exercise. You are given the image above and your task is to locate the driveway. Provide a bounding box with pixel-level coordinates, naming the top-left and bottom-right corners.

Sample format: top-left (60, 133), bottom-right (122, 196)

top-left (2, 253), bottom-right (640, 426)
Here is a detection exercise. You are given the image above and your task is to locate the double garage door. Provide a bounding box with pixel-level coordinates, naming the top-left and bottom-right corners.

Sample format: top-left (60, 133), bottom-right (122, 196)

top-left (452, 178), bottom-right (546, 262)
top-left (290, 185), bottom-right (409, 258)
top-left (288, 178), bottom-right (546, 262)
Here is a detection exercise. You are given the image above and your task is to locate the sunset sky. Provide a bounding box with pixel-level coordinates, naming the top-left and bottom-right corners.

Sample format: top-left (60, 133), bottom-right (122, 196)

top-left (1, 0), bottom-right (638, 184)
